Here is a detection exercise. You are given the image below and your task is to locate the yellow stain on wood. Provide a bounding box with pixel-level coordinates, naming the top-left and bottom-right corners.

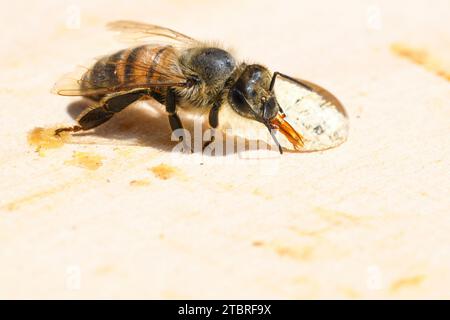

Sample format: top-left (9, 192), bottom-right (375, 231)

top-left (314, 207), bottom-right (363, 226)
top-left (251, 240), bottom-right (265, 247)
top-left (150, 163), bottom-right (179, 180)
top-left (390, 275), bottom-right (425, 292)
top-left (252, 240), bottom-right (314, 261)
top-left (252, 188), bottom-right (273, 200)
top-left (218, 182), bottom-right (235, 191)
top-left (6, 138), bottom-right (163, 211)
top-left (113, 146), bottom-right (135, 158)
top-left (391, 43), bottom-right (450, 81)
top-left (339, 287), bottom-right (361, 299)
top-left (274, 245), bottom-right (314, 261)
top-left (65, 151), bottom-right (104, 170)
top-left (95, 265), bottom-right (115, 275)
top-left (2, 176), bottom-right (86, 212)
top-left (4, 186), bottom-right (64, 212)
top-left (28, 127), bottom-right (70, 156)
top-left (289, 225), bottom-right (330, 238)
top-left (129, 179), bottom-right (151, 187)
top-left (161, 290), bottom-right (186, 299)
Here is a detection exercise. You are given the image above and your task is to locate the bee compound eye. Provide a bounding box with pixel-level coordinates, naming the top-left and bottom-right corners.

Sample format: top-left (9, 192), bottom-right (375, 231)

top-left (263, 96), bottom-right (277, 120)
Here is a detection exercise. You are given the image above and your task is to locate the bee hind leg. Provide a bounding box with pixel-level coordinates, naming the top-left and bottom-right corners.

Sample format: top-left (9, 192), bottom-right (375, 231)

top-left (54, 125), bottom-right (83, 136)
top-left (54, 91), bottom-right (146, 136)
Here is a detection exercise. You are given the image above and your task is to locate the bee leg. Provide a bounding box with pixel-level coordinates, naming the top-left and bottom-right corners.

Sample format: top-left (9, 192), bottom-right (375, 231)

top-left (54, 125), bottom-right (83, 136)
top-left (203, 101), bottom-right (221, 151)
top-left (55, 91), bottom-right (146, 136)
top-left (166, 89), bottom-right (191, 153)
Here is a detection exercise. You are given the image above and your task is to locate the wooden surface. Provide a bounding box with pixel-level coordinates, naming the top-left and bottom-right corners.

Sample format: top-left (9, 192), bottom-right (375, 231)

top-left (0, 0), bottom-right (449, 299)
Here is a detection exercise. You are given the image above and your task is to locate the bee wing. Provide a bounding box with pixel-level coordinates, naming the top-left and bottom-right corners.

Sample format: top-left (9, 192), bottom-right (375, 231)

top-left (107, 20), bottom-right (199, 46)
top-left (52, 64), bottom-right (91, 96)
top-left (52, 54), bottom-right (189, 97)
top-left (273, 75), bottom-right (349, 151)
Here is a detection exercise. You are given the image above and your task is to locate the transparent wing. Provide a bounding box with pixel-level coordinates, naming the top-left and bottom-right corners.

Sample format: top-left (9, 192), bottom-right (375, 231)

top-left (52, 52), bottom-right (189, 97)
top-left (107, 20), bottom-right (199, 46)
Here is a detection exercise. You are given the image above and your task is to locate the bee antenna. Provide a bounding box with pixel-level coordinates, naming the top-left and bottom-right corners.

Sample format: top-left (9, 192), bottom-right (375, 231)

top-left (270, 71), bottom-right (313, 91)
top-left (269, 72), bottom-right (279, 92)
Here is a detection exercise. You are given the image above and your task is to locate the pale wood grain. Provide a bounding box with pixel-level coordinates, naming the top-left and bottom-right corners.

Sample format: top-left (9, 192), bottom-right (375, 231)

top-left (0, 0), bottom-right (449, 299)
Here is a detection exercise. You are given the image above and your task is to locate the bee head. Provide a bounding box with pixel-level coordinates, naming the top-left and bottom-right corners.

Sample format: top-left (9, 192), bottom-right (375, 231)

top-left (228, 64), bottom-right (278, 123)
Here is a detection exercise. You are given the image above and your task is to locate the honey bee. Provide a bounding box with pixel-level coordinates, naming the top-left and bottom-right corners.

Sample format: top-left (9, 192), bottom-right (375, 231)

top-left (54, 21), bottom-right (337, 153)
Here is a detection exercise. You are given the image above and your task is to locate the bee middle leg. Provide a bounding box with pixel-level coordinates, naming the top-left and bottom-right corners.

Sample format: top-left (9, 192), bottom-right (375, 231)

top-left (165, 89), bottom-right (191, 152)
top-left (55, 91), bottom-right (146, 136)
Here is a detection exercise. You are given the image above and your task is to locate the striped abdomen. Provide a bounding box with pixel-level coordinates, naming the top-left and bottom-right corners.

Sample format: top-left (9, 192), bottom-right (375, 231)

top-left (81, 45), bottom-right (179, 99)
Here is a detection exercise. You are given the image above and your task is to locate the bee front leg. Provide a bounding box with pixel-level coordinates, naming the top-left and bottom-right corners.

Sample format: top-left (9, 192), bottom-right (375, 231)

top-left (166, 89), bottom-right (191, 153)
top-left (203, 101), bottom-right (221, 151)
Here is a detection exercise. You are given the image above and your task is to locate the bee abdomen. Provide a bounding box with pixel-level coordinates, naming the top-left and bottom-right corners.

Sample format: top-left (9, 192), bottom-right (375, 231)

top-left (123, 45), bottom-right (175, 86)
top-left (82, 50), bottom-right (125, 92)
top-left (81, 45), bottom-right (175, 99)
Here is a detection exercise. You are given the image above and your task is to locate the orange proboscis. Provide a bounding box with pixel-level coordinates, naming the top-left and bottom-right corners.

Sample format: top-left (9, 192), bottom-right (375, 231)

top-left (270, 113), bottom-right (304, 150)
